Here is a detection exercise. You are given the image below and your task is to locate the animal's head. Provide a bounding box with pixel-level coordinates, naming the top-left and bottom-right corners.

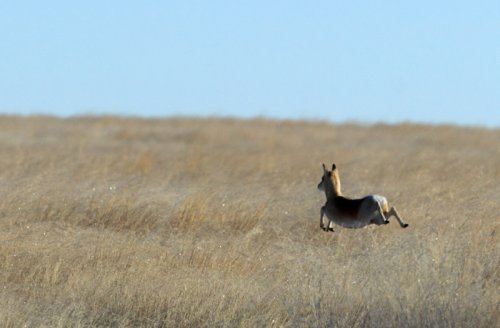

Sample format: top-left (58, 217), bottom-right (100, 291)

top-left (317, 163), bottom-right (341, 196)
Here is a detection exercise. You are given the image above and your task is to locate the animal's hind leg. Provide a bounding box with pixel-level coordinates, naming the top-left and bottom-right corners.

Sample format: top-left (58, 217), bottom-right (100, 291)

top-left (385, 206), bottom-right (409, 228)
top-left (374, 202), bottom-right (390, 225)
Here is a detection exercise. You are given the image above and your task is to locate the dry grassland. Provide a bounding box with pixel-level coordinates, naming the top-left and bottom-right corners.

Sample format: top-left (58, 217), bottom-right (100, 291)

top-left (0, 116), bottom-right (498, 327)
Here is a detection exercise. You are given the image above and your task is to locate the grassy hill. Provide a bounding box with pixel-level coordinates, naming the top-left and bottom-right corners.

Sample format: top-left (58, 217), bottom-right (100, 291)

top-left (0, 116), bottom-right (498, 327)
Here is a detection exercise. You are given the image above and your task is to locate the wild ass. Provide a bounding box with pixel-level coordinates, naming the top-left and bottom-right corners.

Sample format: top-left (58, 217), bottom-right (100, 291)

top-left (317, 163), bottom-right (409, 231)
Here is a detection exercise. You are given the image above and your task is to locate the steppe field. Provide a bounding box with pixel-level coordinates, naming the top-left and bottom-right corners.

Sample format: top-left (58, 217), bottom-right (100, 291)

top-left (0, 116), bottom-right (498, 327)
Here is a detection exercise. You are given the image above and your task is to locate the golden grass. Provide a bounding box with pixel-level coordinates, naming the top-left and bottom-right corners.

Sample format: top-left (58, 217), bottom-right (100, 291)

top-left (0, 116), bottom-right (498, 327)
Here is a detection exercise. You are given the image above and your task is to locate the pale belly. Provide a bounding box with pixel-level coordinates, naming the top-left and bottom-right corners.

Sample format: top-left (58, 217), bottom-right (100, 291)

top-left (324, 209), bottom-right (371, 229)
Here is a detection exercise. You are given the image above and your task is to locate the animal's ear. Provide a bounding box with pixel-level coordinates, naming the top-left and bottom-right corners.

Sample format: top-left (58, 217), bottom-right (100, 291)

top-left (322, 163), bottom-right (327, 172)
top-left (332, 163), bottom-right (337, 171)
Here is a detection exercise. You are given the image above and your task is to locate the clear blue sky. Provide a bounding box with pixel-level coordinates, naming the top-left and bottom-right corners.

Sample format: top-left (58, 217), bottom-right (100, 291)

top-left (1, 1), bottom-right (498, 127)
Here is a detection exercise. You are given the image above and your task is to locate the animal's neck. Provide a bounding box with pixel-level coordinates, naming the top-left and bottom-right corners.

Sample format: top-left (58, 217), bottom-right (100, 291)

top-left (325, 177), bottom-right (342, 199)
top-left (333, 182), bottom-right (342, 197)
top-left (332, 173), bottom-right (342, 197)
top-left (327, 188), bottom-right (342, 199)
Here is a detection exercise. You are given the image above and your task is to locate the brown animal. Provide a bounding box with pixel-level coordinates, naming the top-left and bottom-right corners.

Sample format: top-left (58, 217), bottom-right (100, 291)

top-left (317, 163), bottom-right (409, 231)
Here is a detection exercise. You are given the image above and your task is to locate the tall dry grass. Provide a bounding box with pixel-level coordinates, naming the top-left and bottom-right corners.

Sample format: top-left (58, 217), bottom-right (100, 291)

top-left (0, 116), bottom-right (498, 327)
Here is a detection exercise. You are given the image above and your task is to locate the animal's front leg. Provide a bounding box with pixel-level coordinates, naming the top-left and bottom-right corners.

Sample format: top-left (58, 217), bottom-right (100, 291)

top-left (327, 221), bottom-right (335, 232)
top-left (320, 206), bottom-right (327, 231)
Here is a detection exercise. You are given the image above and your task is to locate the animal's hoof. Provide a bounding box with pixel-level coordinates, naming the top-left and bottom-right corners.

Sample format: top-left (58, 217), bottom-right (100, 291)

top-left (402, 223), bottom-right (409, 228)
top-left (328, 228), bottom-right (335, 232)
top-left (384, 220), bottom-right (389, 224)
